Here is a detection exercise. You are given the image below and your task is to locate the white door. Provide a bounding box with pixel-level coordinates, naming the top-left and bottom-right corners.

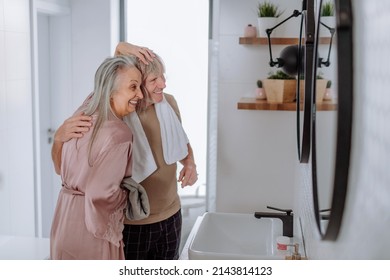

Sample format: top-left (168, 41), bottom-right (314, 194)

top-left (34, 9), bottom-right (72, 237)
top-left (37, 13), bottom-right (57, 237)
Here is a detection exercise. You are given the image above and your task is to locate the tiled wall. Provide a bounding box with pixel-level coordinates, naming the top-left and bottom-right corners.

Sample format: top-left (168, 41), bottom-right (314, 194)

top-left (0, 0), bottom-right (35, 236)
top-left (215, 0), bottom-right (303, 213)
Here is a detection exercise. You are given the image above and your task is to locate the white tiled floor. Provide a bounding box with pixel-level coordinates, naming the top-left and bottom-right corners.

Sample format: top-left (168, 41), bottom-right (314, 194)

top-left (0, 235), bottom-right (50, 260)
top-left (0, 205), bottom-right (206, 260)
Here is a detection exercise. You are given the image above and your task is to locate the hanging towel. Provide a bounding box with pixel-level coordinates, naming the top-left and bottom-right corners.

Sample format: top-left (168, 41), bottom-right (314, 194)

top-left (155, 94), bottom-right (189, 164)
top-left (120, 176), bottom-right (150, 220)
top-left (124, 94), bottom-right (189, 183)
top-left (124, 113), bottom-right (157, 183)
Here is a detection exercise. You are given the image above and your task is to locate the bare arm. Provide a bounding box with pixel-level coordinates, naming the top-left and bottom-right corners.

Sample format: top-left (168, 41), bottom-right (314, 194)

top-left (178, 143), bottom-right (198, 188)
top-left (115, 42), bottom-right (155, 64)
top-left (51, 112), bottom-right (92, 175)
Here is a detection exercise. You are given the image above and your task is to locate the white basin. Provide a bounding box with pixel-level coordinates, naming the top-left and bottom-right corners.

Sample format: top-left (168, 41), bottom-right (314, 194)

top-left (188, 212), bottom-right (285, 260)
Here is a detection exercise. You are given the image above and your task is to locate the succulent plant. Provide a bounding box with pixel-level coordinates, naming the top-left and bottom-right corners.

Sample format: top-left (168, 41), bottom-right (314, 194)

top-left (257, 1), bottom-right (283, 18)
top-left (267, 70), bottom-right (295, 80)
top-left (321, 1), bottom-right (335, 17)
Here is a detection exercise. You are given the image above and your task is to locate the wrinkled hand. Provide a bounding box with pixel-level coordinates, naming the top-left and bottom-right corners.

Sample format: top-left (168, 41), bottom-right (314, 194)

top-left (178, 160), bottom-right (198, 188)
top-left (54, 112), bottom-right (92, 143)
top-left (115, 42), bottom-right (155, 65)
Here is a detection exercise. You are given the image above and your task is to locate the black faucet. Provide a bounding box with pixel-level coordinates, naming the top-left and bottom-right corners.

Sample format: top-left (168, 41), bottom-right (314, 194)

top-left (254, 206), bottom-right (294, 237)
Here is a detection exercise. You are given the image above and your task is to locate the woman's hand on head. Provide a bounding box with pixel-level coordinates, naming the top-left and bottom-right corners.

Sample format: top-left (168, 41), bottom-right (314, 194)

top-left (54, 112), bottom-right (92, 143)
top-left (115, 42), bottom-right (155, 65)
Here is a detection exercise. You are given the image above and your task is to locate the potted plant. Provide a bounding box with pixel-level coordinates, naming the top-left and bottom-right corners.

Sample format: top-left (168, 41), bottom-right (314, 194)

top-left (299, 73), bottom-right (328, 103)
top-left (320, 1), bottom-right (335, 37)
top-left (257, 1), bottom-right (283, 38)
top-left (255, 80), bottom-right (266, 100)
top-left (321, 1), bottom-right (335, 17)
top-left (262, 70), bottom-right (296, 103)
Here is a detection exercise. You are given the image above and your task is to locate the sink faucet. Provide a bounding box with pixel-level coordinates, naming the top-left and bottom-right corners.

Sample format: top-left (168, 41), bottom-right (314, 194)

top-left (254, 206), bottom-right (294, 237)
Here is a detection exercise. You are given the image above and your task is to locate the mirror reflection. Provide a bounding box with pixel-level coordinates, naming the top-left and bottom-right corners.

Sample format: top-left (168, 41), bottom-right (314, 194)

top-left (313, 0), bottom-right (338, 236)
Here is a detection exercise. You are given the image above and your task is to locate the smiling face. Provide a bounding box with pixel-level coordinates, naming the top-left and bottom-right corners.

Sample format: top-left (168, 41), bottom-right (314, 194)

top-left (144, 70), bottom-right (166, 104)
top-left (110, 66), bottom-right (143, 118)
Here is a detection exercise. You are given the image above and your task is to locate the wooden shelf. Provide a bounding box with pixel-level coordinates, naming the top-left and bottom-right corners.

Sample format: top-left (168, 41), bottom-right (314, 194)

top-left (239, 37), bottom-right (331, 45)
top-left (237, 98), bottom-right (337, 111)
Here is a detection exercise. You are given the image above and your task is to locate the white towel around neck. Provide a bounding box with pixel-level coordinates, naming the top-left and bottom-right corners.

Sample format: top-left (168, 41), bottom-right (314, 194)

top-left (124, 94), bottom-right (189, 183)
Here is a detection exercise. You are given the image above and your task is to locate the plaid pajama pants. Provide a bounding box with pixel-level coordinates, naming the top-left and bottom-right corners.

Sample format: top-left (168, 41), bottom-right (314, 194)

top-left (122, 210), bottom-right (182, 260)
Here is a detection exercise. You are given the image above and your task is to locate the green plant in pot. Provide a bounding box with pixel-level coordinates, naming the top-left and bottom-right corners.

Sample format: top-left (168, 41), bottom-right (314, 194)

top-left (257, 1), bottom-right (283, 18)
top-left (320, 1), bottom-right (335, 37)
top-left (257, 1), bottom-right (284, 38)
top-left (299, 72), bottom-right (328, 103)
top-left (262, 70), bottom-right (297, 103)
top-left (321, 1), bottom-right (335, 17)
top-left (268, 70), bottom-right (295, 80)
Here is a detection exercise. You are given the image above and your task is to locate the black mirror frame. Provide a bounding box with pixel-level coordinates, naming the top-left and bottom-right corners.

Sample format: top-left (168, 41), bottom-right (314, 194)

top-left (297, 0), bottom-right (316, 164)
top-left (312, 0), bottom-right (353, 240)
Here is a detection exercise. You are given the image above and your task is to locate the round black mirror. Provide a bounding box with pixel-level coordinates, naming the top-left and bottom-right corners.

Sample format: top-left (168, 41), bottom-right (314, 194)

top-left (311, 0), bottom-right (353, 240)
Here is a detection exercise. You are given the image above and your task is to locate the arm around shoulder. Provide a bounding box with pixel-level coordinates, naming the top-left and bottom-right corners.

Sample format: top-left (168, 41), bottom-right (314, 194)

top-left (51, 113), bottom-right (92, 174)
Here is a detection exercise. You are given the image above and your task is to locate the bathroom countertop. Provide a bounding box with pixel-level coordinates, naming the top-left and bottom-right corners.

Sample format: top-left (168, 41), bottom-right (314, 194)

top-left (0, 235), bottom-right (50, 260)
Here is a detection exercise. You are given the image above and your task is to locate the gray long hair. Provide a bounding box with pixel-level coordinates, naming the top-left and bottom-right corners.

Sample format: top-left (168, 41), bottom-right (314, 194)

top-left (83, 55), bottom-right (139, 165)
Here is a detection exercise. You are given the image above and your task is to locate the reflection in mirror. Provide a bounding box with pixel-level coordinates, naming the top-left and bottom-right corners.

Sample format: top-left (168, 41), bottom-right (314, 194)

top-left (296, 6), bottom-right (305, 162)
top-left (312, 0), bottom-right (353, 240)
top-left (297, 0), bottom-right (315, 164)
top-left (316, 3), bottom-right (337, 235)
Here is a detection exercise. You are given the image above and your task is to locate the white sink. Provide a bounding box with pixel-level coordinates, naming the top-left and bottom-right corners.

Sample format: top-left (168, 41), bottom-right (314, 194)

top-left (188, 212), bottom-right (285, 260)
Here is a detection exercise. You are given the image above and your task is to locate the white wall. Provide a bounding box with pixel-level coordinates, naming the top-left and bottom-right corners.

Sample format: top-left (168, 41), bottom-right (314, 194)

top-left (214, 0), bottom-right (303, 213)
top-left (69, 0), bottom-right (118, 111)
top-left (0, 0), bottom-right (36, 236)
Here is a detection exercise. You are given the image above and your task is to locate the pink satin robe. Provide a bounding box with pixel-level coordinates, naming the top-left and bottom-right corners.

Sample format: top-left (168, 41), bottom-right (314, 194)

top-left (50, 113), bottom-right (132, 260)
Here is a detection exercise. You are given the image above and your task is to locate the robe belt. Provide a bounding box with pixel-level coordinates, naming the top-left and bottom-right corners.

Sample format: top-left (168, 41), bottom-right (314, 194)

top-left (61, 183), bottom-right (85, 196)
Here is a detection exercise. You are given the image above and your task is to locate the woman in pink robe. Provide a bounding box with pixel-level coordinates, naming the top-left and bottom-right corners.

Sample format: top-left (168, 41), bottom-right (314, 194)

top-left (50, 55), bottom-right (143, 259)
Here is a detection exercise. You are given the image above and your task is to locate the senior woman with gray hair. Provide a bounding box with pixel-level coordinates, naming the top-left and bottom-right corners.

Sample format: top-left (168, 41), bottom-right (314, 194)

top-left (50, 55), bottom-right (143, 260)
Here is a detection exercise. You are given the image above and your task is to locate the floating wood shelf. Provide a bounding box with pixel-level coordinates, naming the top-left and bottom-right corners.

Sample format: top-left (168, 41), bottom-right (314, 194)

top-left (237, 98), bottom-right (337, 111)
top-left (239, 37), bottom-right (332, 45)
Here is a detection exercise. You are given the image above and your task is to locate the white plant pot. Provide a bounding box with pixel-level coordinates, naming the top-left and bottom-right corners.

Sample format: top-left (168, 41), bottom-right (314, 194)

top-left (257, 17), bottom-right (279, 38)
top-left (319, 16), bottom-right (335, 38)
top-left (277, 16), bottom-right (302, 38)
